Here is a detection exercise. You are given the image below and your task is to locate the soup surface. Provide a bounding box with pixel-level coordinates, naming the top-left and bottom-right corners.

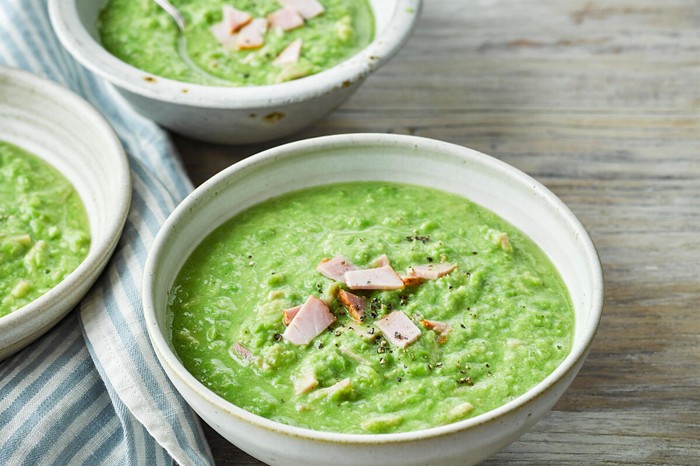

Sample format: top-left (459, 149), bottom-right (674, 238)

top-left (168, 182), bottom-right (574, 434)
top-left (0, 141), bottom-right (90, 318)
top-left (99, 0), bottom-right (375, 86)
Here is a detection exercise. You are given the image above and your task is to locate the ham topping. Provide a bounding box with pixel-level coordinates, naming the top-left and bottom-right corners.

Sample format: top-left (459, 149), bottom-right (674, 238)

top-left (375, 311), bottom-right (421, 348)
top-left (282, 304), bottom-right (302, 326)
top-left (403, 262), bottom-right (457, 285)
top-left (292, 370), bottom-right (318, 394)
top-left (316, 255), bottom-right (358, 281)
top-left (371, 254), bottom-right (391, 267)
top-left (209, 21), bottom-right (238, 50)
top-left (344, 265), bottom-right (405, 291)
top-left (338, 289), bottom-right (367, 322)
top-left (421, 319), bottom-right (451, 335)
top-left (281, 0), bottom-right (325, 19)
top-left (308, 377), bottom-right (351, 401)
top-left (268, 7), bottom-right (304, 31)
top-left (236, 18), bottom-right (268, 50)
top-left (273, 38), bottom-right (303, 66)
top-left (283, 295), bottom-right (336, 345)
top-left (222, 6), bottom-right (253, 33)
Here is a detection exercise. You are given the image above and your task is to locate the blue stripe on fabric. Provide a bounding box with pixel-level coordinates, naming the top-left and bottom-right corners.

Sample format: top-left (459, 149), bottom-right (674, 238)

top-left (22, 376), bottom-right (106, 465)
top-left (0, 315), bottom-right (69, 383)
top-left (3, 335), bottom-right (92, 458)
top-left (0, 316), bottom-right (82, 425)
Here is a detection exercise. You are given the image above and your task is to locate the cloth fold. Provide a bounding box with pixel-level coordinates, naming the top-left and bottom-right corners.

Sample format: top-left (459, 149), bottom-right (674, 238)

top-left (0, 0), bottom-right (214, 464)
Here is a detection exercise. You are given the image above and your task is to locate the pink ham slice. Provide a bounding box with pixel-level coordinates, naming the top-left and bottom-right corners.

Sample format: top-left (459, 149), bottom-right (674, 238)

top-left (273, 38), bottom-right (303, 66)
top-left (282, 304), bottom-right (302, 326)
top-left (222, 5), bottom-right (252, 33)
top-left (421, 319), bottom-right (451, 335)
top-left (268, 7), bottom-right (304, 31)
top-left (403, 262), bottom-right (457, 285)
top-left (317, 256), bottom-right (358, 281)
top-left (375, 311), bottom-right (421, 348)
top-left (283, 295), bottom-right (336, 345)
top-left (281, 0), bottom-right (325, 19)
top-left (338, 289), bottom-right (367, 323)
top-left (236, 18), bottom-right (268, 50)
top-left (344, 265), bottom-right (404, 291)
top-left (371, 254), bottom-right (391, 267)
top-left (210, 21), bottom-right (238, 50)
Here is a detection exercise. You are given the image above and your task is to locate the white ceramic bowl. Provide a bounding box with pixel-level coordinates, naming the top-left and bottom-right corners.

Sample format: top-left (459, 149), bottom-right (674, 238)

top-left (0, 66), bottom-right (131, 360)
top-left (48, 0), bottom-right (421, 144)
top-left (143, 134), bottom-right (603, 466)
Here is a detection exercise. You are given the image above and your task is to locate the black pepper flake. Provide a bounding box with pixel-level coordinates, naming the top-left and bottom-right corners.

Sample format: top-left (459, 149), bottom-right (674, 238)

top-left (472, 251), bottom-right (478, 255)
top-left (368, 327), bottom-right (375, 335)
top-left (334, 330), bottom-right (342, 337)
top-left (317, 342), bottom-right (324, 349)
top-left (399, 295), bottom-right (409, 306)
top-left (273, 333), bottom-right (282, 341)
top-left (397, 377), bottom-right (402, 383)
top-left (457, 377), bottom-right (474, 386)
top-left (394, 331), bottom-right (405, 340)
top-left (435, 362), bottom-right (443, 368)
top-left (427, 256), bottom-right (433, 262)
top-left (406, 234), bottom-right (430, 244)
top-left (460, 324), bottom-right (466, 329)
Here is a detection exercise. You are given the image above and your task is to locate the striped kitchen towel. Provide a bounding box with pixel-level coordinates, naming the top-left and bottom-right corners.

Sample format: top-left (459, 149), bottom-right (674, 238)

top-left (0, 0), bottom-right (214, 464)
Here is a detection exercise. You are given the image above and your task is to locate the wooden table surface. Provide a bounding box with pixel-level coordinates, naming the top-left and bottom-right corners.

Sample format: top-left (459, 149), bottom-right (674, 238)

top-left (173, 0), bottom-right (700, 464)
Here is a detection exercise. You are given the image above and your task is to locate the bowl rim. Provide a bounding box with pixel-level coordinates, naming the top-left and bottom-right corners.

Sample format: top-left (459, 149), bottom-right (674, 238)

top-left (48, 0), bottom-right (422, 109)
top-left (143, 133), bottom-right (604, 445)
top-left (0, 66), bottom-right (131, 352)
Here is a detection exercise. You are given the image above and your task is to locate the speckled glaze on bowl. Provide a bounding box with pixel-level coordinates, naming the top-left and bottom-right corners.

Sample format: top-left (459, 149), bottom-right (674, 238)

top-left (48, 0), bottom-right (421, 144)
top-left (142, 134), bottom-right (603, 466)
top-left (0, 66), bottom-right (131, 360)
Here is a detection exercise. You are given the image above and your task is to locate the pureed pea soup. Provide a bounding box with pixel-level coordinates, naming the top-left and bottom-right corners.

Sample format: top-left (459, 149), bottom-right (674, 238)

top-left (98, 0), bottom-right (374, 86)
top-left (168, 182), bottom-right (574, 434)
top-left (0, 141), bottom-right (90, 317)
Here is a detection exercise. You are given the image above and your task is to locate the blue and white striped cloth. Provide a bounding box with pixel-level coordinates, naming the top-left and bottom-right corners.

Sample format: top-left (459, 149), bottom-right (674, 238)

top-left (0, 0), bottom-right (214, 464)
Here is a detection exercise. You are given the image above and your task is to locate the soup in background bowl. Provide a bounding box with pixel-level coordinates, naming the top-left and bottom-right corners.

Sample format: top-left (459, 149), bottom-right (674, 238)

top-left (0, 66), bottom-right (131, 360)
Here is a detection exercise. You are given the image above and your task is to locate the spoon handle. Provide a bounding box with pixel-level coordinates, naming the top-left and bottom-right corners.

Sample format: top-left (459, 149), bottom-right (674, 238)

top-left (153, 0), bottom-right (186, 31)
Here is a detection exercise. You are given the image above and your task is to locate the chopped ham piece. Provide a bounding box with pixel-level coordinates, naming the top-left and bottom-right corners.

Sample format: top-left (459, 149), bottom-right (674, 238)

top-left (375, 311), bottom-right (421, 348)
top-left (273, 38), bottom-right (303, 66)
top-left (371, 254), bottom-right (391, 267)
top-left (283, 295), bottom-right (336, 345)
top-left (281, 0), bottom-right (325, 19)
top-left (222, 5), bottom-right (253, 33)
top-left (268, 7), bottom-right (304, 31)
top-left (338, 289), bottom-right (367, 322)
top-left (210, 21), bottom-right (238, 50)
top-left (421, 319), bottom-right (451, 335)
top-left (345, 265), bottom-right (405, 291)
top-left (282, 304), bottom-right (302, 326)
top-left (228, 342), bottom-right (259, 366)
top-left (404, 263), bottom-right (457, 285)
top-left (316, 256), bottom-right (358, 281)
top-left (236, 18), bottom-right (268, 50)
top-left (293, 370), bottom-right (318, 394)
top-left (308, 378), bottom-right (351, 401)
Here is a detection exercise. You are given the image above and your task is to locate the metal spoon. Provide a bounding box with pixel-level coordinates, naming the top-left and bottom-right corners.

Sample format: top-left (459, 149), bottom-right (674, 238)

top-left (152, 0), bottom-right (232, 85)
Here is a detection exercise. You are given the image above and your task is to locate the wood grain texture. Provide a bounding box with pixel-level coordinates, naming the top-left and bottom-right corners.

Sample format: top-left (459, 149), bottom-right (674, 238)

top-left (174, 0), bottom-right (700, 463)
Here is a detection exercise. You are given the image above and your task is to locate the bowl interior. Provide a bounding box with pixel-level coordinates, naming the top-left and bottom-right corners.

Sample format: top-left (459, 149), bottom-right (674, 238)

top-left (0, 67), bottom-right (131, 358)
top-left (145, 134), bottom-right (603, 439)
